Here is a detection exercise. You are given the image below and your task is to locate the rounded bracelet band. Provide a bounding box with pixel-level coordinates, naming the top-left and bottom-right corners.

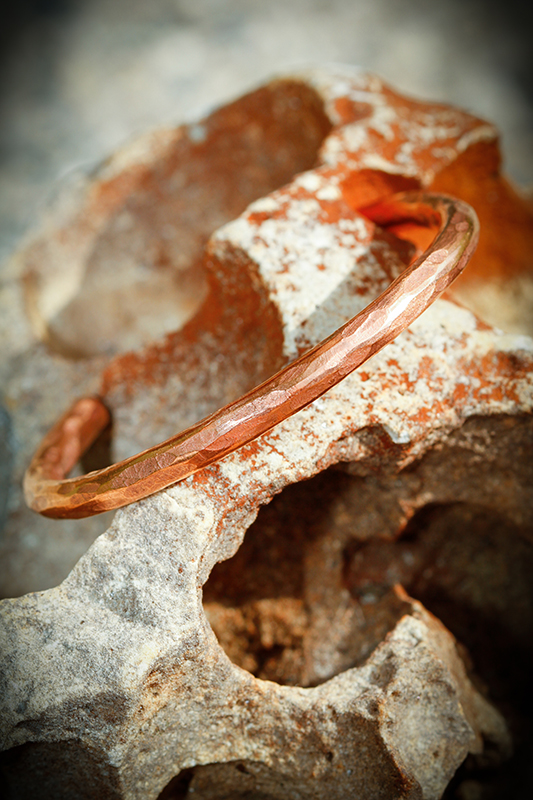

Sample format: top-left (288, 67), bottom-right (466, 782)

top-left (24, 192), bottom-right (479, 519)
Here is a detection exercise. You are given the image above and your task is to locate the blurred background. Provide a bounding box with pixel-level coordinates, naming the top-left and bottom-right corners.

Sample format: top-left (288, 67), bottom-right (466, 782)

top-left (0, 0), bottom-right (531, 264)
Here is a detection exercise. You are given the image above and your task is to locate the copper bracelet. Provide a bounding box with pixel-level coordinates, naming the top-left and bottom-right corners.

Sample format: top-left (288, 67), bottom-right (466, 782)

top-left (24, 192), bottom-right (479, 519)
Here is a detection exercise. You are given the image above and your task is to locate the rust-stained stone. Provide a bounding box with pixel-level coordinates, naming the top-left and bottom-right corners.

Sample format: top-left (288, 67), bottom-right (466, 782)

top-left (0, 67), bottom-right (532, 799)
top-left (1, 67), bottom-right (532, 595)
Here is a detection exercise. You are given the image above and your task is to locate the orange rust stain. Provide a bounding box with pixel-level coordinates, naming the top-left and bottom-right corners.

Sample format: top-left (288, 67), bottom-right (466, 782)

top-left (248, 210), bottom-right (274, 226)
top-left (410, 396), bottom-right (449, 427)
top-left (413, 407), bottom-right (431, 425)
top-left (456, 350), bottom-right (532, 407)
top-left (333, 96), bottom-right (372, 125)
top-left (331, 79), bottom-right (495, 192)
top-left (431, 140), bottom-right (533, 288)
top-left (235, 438), bottom-right (264, 460)
top-left (452, 383), bottom-right (469, 404)
top-left (417, 355), bottom-right (435, 381)
top-left (88, 164), bottom-right (153, 219)
top-left (474, 317), bottom-right (494, 333)
top-left (87, 77), bottom-right (533, 450)
top-left (385, 222), bottom-right (438, 260)
top-left (341, 169), bottom-right (421, 212)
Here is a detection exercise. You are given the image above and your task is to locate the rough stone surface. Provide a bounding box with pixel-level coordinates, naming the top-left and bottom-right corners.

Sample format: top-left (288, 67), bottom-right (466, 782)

top-left (1, 69), bottom-right (532, 799)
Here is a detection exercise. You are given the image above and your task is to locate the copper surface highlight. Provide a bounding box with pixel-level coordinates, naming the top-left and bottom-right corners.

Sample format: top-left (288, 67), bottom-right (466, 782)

top-left (24, 193), bottom-right (479, 518)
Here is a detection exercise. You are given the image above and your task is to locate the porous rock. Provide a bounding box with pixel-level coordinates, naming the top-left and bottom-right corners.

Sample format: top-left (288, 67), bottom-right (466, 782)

top-left (1, 67), bottom-right (532, 799)
top-left (1, 66), bottom-right (532, 597)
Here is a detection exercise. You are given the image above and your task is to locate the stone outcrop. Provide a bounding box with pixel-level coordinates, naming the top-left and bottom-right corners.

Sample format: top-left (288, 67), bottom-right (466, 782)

top-left (1, 68), bottom-right (532, 799)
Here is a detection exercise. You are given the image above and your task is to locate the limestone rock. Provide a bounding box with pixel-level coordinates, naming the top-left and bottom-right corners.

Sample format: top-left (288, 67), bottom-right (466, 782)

top-left (0, 504), bottom-right (512, 800)
top-left (2, 66), bottom-right (532, 597)
top-left (1, 68), bottom-right (532, 798)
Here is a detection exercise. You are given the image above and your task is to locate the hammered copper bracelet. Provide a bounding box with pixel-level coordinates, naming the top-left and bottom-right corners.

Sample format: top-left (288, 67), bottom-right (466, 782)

top-left (24, 192), bottom-right (479, 519)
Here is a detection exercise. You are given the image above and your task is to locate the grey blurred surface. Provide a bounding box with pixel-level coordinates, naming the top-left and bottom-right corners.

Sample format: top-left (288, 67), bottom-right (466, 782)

top-left (0, 405), bottom-right (13, 533)
top-left (0, 0), bottom-right (532, 264)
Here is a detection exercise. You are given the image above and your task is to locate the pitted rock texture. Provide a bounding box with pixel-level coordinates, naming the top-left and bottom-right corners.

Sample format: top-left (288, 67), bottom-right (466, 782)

top-left (1, 67), bottom-right (532, 597)
top-left (1, 68), bottom-right (532, 799)
top-left (0, 502), bottom-right (511, 800)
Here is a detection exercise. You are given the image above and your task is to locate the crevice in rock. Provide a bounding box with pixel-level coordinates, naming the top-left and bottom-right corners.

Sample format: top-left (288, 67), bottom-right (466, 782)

top-left (0, 740), bottom-right (123, 800)
top-left (203, 467), bottom-right (413, 688)
top-left (202, 414), bottom-right (533, 724)
top-left (158, 769), bottom-right (194, 800)
top-left (346, 500), bottom-right (533, 800)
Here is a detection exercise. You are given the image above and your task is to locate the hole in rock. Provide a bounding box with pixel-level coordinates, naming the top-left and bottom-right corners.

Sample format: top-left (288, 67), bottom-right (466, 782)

top-left (202, 468), bottom-right (412, 688)
top-left (24, 80), bottom-right (333, 359)
top-left (156, 721), bottom-right (413, 799)
top-left (203, 414), bottom-right (532, 721)
top-left (157, 769), bottom-right (194, 800)
top-left (345, 500), bottom-right (533, 799)
top-left (341, 169), bottom-right (421, 215)
top-left (0, 740), bottom-right (122, 800)
top-left (345, 501), bottom-right (533, 699)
